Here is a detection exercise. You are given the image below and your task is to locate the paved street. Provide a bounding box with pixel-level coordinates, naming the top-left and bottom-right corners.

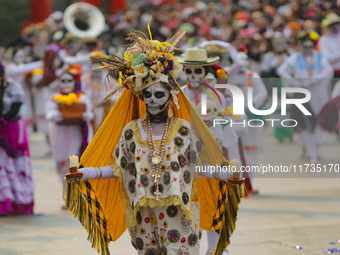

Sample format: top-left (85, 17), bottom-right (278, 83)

top-left (1, 128), bottom-right (340, 255)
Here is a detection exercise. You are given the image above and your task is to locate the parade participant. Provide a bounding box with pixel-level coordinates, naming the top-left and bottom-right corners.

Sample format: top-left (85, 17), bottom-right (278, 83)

top-left (320, 13), bottom-right (340, 80)
top-left (228, 46), bottom-right (268, 194)
top-left (46, 66), bottom-right (93, 194)
top-left (64, 28), bottom-right (245, 255)
top-left (179, 46), bottom-right (244, 255)
top-left (261, 32), bottom-right (294, 142)
top-left (81, 52), bottom-right (117, 132)
top-left (5, 47), bottom-right (43, 134)
top-left (278, 31), bottom-right (333, 164)
top-left (179, 48), bottom-right (229, 148)
top-left (0, 61), bottom-right (34, 215)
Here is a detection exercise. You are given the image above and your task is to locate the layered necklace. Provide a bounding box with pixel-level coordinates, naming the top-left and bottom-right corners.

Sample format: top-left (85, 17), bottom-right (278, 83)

top-left (146, 114), bottom-right (172, 200)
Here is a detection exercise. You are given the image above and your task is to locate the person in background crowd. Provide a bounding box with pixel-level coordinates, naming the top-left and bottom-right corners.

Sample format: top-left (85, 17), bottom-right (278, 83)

top-left (0, 61), bottom-right (34, 216)
top-left (46, 66), bottom-right (93, 209)
top-left (278, 31), bottom-right (333, 164)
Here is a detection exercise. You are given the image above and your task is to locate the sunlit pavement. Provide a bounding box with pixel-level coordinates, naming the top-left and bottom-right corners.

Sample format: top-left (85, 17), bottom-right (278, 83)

top-left (1, 128), bottom-right (340, 255)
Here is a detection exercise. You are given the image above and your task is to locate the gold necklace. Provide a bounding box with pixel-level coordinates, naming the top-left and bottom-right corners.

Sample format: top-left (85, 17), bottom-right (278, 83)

top-left (146, 114), bottom-right (171, 200)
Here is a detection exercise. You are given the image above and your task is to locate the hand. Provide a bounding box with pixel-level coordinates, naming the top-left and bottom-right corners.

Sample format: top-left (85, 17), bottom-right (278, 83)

top-left (82, 111), bottom-right (93, 121)
top-left (50, 111), bottom-right (62, 122)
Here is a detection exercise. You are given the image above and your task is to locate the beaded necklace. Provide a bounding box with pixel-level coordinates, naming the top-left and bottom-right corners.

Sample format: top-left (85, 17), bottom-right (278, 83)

top-left (146, 114), bottom-right (172, 200)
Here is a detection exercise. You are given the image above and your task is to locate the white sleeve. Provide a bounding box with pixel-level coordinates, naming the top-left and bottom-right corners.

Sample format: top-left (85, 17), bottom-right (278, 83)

top-left (63, 52), bottom-right (92, 66)
top-left (6, 61), bottom-right (42, 77)
top-left (79, 165), bottom-right (117, 180)
top-left (250, 72), bottom-right (268, 108)
top-left (79, 95), bottom-right (94, 120)
top-left (225, 47), bottom-right (246, 77)
top-left (45, 98), bottom-right (59, 120)
top-left (320, 37), bottom-right (340, 66)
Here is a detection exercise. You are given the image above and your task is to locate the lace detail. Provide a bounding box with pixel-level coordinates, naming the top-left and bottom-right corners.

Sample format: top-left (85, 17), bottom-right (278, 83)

top-left (110, 154), bottom-right (199, 228)
top-left (130, 117), bottom-right (184, 148)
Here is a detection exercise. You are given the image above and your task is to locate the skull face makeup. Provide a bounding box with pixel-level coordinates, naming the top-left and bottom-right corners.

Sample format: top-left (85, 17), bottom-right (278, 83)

top-left (301, 39), bottom-right (314, 56)
top-left (142, 82), bottom-right (171, 116)
top-left (14, 49), bottom-right (25, 65)
top-left (184, 65), bottom-right (206, 88)
top-left (59, 72), bottom-right (76, 94)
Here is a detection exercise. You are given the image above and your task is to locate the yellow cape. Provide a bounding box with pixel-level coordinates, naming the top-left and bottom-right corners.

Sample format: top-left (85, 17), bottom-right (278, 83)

top-left (64, 87), bottom-right (246, 255)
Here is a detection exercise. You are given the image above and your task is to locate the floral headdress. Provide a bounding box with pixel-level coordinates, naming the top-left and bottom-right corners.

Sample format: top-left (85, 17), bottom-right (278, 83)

top-left (91, 27), bottom-right (186, 102)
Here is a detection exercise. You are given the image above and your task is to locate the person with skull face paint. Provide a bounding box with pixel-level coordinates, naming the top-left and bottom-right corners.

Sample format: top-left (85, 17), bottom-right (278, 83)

top-left (278, 31), bottom-right (333, 164)
top-left (63, 28), bottom-right (246, 255)
top-left (46, 66), bottom-right (93, 195)
top-left (0, 61), bottom-right (34, 215)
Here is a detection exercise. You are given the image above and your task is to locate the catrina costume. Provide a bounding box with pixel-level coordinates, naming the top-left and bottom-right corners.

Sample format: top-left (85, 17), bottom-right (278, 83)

top-left (63, 27), bottom-right (246, 255)
top-left (0, 61), bottom-right (34, 215)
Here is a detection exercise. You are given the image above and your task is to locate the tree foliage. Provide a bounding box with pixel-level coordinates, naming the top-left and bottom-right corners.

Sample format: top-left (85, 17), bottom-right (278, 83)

top-left (0, 0), bottom-right (30, 46)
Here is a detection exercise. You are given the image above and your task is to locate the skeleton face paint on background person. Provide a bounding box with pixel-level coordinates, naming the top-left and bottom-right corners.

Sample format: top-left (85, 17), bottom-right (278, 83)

top-left (183, 65), bottom-right (206, 88)
top-left (59, 72), bottom-right (76, 94)
top-left (14, 49), bottom-right (26, 65)
top-left (142, 82), bottom-right (171, 117)
top-left (301, 39), bottom-right (314, 56)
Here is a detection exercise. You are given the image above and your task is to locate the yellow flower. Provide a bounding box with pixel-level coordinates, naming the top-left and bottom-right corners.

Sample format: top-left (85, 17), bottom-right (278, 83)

top-left (163, 220), bottom-right (168, 228)
top-left (150, 238), bottom-right (158, 246)
top-left (140, 228), bottom-right (146, 235)
top-left (64, 97), bottom-right (73, 106)
top-left (68, 93), bottom-right (78, 103)
top-left (151, 213), bottom-right (157, 224)
top-left (54, 94), bottom-right (63, 103)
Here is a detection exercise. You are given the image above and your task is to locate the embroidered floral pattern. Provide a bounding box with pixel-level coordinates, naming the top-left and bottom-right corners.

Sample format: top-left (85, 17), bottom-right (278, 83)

top-left (115, 148), bottom-right (119, 158)
top-left (167, 229), bottom-right (181, 243)
top-left (121, 156), bottom-right (128, 169)
top-left (170, 161), bottom-right (180, 172)
top-left (178, 126), bottom-right (189, 136)
top-left (185, 149), bottom-right (197, 163)
top-left (142, 166), bottom-right (150, 174)
top-left (150, 213), bottom-right (157, 224)
top-left (159, 213), bottom-right (164, 220)
top-left (128, 162), bottom-right (136, 176)
top-left (140, 174), bottom-right (149, 187)
top-left (182, 192), bottom-right (189, 205)
top-left (166, 205), bottom-right (178, 218)
top-left (129, 142), bottom-right (136, 153)
top-left (163, 172), bottom-right (171, 184)
top-left (150, 238), bottom-right (158, 246)
top-left (178, 155), bottom-right (186, 167)
top-left (163, 220), bottom-right (168, 228)
top-left (135, 237), bottom-right (144, 250)
top-left (174, 137), bottom-right (184, 148)
top-left (128, 179), bottom-right (136, 193)
top-left (145, 248), bottom-right (158, 255)
top-left (187, 233), bottom-right (198, 246)
top-left (160, 246), bottom-right (167, 255)
top-left (150, 183), bottom-right (164, 194)
top-left (125, 129), bottom-right (133, 140)
top-left (183, 170), bottom-right (191, 184)
top-left (140, 228), bottom-right (146, 235)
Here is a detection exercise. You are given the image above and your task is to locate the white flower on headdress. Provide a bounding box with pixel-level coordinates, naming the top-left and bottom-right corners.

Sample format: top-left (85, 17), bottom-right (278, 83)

top-left (132, 63), bottom-right (149, 92)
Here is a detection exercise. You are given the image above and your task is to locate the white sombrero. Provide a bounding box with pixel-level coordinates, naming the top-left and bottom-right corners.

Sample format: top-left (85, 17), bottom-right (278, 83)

top-left (176, 48), bottom-right (220, 66)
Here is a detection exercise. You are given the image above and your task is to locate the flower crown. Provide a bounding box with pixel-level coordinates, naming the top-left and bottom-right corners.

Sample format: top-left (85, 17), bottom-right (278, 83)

top-left (91, 28), bottom-right (186, 100)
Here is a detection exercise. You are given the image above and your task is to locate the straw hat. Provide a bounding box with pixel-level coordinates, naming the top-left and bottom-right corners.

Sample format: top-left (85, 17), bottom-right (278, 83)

top-left (176, 48), bottom-right (219, 66)
top-left (204, 44), bottom-right (227, 55)
top-left (322, 13), bottom-right (340, 27)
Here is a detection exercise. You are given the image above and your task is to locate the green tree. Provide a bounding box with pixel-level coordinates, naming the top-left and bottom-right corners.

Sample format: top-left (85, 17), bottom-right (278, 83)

top-left (0, 0), bottom-right (30, 46)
